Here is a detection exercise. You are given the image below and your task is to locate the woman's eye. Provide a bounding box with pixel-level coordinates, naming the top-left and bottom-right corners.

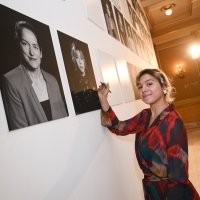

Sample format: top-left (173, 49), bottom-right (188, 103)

top-left (21, 41), bottom-right (27, 46)
top-left (33, 45), bottom-right (39, 50)
top-left (147, 82), bottom-right (153, 86)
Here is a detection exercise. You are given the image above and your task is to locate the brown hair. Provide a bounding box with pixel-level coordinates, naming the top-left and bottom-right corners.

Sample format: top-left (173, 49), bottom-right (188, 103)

top-left (14, 21), bottom-right (42, 50)
top-left (136, 68), bottom-right (176, 103)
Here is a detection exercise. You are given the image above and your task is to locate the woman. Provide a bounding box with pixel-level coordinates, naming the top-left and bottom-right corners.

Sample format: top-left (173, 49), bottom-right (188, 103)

top-left (98, 69), bottom-right (200, 199)
top-left (116, 11), bottom-right (128, 47)
top-left (2, 21), bottom-right (68, 131)
top-left (104, 1), bottom-right (119, 40)
top-left (70, 42), bottom-right (100, 114)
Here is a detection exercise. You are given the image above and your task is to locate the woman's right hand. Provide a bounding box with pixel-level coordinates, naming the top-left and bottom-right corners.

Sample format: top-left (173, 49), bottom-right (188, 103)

top-left (98, 83), bottom-right (109, 99)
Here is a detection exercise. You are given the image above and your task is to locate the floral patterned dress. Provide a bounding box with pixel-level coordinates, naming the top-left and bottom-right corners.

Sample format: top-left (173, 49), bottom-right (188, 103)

top-left (101, 104), bottom-right (200, 200)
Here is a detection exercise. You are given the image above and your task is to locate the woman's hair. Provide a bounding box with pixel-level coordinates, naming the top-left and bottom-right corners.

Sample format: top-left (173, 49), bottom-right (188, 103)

top-left (136, 68), bottom-right (176, 103)
top-left (70, 41), bottom-right (86, 72)
top-left (14, 21), bottom-right (42, 50)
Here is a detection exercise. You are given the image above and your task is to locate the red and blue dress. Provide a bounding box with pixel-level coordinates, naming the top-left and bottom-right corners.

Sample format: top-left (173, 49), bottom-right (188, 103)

top-left (101, 104), bottom-right (200, 200)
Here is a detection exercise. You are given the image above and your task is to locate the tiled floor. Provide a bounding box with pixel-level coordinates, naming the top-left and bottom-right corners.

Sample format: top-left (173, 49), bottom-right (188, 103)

top-left (187, 127), bottom-right (200, 195)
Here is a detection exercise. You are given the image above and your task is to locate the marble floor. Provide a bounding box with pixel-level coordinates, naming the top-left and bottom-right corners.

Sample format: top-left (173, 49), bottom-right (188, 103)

top-left (187, 127), bottom-right (200, 195)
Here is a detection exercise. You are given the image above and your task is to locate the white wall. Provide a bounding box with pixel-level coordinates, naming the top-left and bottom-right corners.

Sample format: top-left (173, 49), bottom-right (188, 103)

top-left (0, 0), bottom-right (156, 199)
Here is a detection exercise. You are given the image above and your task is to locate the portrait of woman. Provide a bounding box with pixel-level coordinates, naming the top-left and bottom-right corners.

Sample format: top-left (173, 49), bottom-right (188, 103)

top-left (124, 19), bottom-right (136, 52)
top-left (57, 31), bottom-right (101, 115)
top-left (101, 0), bottom-right (119, 41)
top-left (114, 7), bottom-right (128, 47)
top-left (0, 5), bottom-right (68, 131)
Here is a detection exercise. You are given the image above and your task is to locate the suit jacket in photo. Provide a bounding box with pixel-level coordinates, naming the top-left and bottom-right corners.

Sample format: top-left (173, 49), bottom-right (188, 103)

top-left (2, 64), bottom-right (68, 131)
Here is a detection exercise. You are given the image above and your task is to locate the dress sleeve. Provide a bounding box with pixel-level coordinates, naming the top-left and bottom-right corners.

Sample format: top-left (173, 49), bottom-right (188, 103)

top-left (166, 117), bottom-right (188, 199)
top-left (2, 75), bottom-right (28, 130)
top-left (101, 107), bottom-right (141, 136)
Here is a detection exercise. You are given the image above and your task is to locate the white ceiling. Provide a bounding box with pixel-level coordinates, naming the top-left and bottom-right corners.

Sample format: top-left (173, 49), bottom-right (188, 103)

top-left (139, 0), bottom-right (200, 45)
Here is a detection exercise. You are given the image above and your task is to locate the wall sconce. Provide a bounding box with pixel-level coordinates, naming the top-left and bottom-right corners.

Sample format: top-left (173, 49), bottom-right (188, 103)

top-left (176, 63), bottom-right (186, 78)
top-left (161, 4), bottom-right (175, 16)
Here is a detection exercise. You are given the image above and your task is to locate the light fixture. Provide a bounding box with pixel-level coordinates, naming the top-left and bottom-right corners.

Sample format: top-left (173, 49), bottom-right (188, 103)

top-left (189, 45), bottom-right (200, 59)
top-left (189, 31), bottom-right (200, 77)
top-left (161, 4), bottom-right (175, 16)
top-left (176, 63), bottom-right (186, 78)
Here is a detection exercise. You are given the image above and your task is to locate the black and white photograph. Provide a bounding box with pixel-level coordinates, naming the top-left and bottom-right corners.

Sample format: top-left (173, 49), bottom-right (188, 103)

top-left (134, 33), bottom-right (142, 57)
top-left (114, 6), bottom-right (128, 47)
top-left (127, 62), bottom-right (140, 100)
top-left (131, 8), bottom-right (137, 30)
top-left (110, 0), bottom-right (121, 11)
top-left (0, 4), bottom-right (68, 131)
top-left (137, 36), bottom-right (146, 60)
top-left (57, 31), bottom-right (101, 115)
top-left (101, 0), bottom-right (120, 41)
top-left (135, 14), bottom-right (141, 36)
top-left (127, 0), bottom-right (134, 26)
top-left (131, 0), bottom-right (137, 10)
top-left (124, 19), bottom-right (136, 52)
top-left (135, 1), bottom-right (140, 16)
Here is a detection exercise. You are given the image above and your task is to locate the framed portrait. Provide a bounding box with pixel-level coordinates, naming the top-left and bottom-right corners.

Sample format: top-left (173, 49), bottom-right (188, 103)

top-left (110, 0), bottom-right (121, 11)
top-left (114, 6), bottom-right (128, 47)
top-left (0, 4), bottom-right (68, 131)
top-left (124, 19), bottom-right (136, 52)
top-left (101, 0), bottom-right (120, 41)
top-left (57, 31), bottom-right (101, 115)
top-left (127, 1), bottom-right (134, 27)
top-left (131, 0), bottom-right (137, 10)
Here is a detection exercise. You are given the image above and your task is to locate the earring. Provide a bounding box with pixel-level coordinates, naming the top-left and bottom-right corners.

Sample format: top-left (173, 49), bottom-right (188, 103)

top-left (163, 89), bottom-right (167, 94)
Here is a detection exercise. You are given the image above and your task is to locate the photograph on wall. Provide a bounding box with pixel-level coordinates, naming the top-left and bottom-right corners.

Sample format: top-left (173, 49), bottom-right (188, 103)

top-left (120, 0), bottom-right (131, 22)
top-left (82, 0), bottom-right (105, 30)
top-left (0, 4), bottom-right (68, 131)
top-left (127, 0), bottom-right (135, 29)
top-left (131, 28), bottom-right (139, 54)
top-left (96, 49), bottom-right (123, 106)
top-left (134, 33), bottom-right (142, 57)
top-left (114, 6), bottom-right (128, 47)
top-left (127, 62), bottom-right (140, 100)
top-left (137, 35), bottom-right (145, 60)
top-left (131, 0), bottom-right (137, 10)
top-left (127, 0), bottom-right (133, 24)
top-left (131, 9), bottom-right (137, 30)
top-left (124, 19), bottom-right (136, 52)
top-left (135, 14), bottom-right (141, 36)
top-left (115, 58), bottom-right (134, 102)
top-left (135, 1), bottom-right (140, 16)
top-left (110, 0), bottom-right (121, 11)
top-left (57, 31), bottom-right (101, 115)
top-left (101, 0), bottom-right (120, 41)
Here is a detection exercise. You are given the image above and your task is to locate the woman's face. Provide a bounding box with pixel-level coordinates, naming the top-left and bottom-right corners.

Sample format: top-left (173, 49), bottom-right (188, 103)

top-left (74, 49), bottom-right (85, 75)
top-left (137, 73), bottom-right (165, 106)
top-left (20, 28), bottom-right (42, 70)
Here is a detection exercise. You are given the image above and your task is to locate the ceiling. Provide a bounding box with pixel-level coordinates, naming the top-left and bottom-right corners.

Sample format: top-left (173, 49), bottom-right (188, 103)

top-left (139, 0), bottom-right (200, 45)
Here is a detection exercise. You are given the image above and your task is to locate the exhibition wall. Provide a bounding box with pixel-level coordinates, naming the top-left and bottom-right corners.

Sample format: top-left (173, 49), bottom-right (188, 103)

top-left (0, 0), bottom-right (158, 199)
